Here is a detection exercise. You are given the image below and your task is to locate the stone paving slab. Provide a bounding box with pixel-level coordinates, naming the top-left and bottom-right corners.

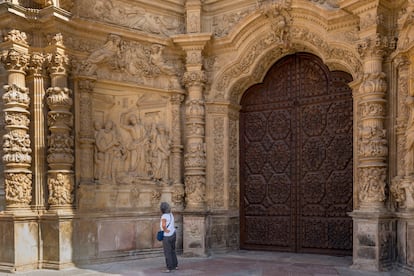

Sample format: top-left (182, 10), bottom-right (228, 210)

top-left (0, 251), bottom-right (407, 276)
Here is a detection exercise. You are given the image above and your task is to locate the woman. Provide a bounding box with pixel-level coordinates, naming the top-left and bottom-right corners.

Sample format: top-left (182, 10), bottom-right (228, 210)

top-left (160, 202), bottom-right (178, 273)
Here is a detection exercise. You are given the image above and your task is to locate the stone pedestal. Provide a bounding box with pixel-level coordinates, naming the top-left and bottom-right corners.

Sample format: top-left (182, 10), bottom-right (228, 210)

top-left (395, 212), bottom-right (414, 274)
top-left (183, 214), bottom-right (207, 257)
top-left (350, 211), bottom-right (395, 271)
top-left (0, 212), bottom-right (39, 272)
top-left (40, 211), bottom-right (75, 269)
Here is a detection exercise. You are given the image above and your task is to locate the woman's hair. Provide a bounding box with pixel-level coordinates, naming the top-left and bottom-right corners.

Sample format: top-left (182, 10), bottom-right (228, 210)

top-left (160, 202), bottom-right (171, 214)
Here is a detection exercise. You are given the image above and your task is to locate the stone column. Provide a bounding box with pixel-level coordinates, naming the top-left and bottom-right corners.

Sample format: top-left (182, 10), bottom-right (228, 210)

top-left (170, 94), bottom-right (185, 211)
top-left (26, 52), bottom-right (47, 211)
top-left (45, 34), bottom-right (74, 212)
top-left (0, 29), bottom-right (39, 272)
top-left (173, 32), bottom-right (211, 256)
top-left (39, 33), bottom-right (76, 270)
top-left (0, 30), bottom-right (32, 211)
top-left (350, 33), bottom-right (395, 271)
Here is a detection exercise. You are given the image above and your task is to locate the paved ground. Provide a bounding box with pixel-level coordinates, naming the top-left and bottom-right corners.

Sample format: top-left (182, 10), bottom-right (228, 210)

top-left (0, 250), bottom-right (408, 276)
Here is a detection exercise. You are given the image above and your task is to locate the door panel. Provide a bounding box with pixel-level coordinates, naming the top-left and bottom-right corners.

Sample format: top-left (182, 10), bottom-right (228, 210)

top-left (240, 53), bottom-right (353, 255)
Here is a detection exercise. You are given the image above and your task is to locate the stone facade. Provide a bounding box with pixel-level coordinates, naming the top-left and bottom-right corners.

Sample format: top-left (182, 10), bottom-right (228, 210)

top-left (0, 0), bottom-right (413, 274)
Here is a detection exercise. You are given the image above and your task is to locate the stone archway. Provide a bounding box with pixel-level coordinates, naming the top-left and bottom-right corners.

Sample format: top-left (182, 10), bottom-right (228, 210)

top-left (239, 52), bottom-right (353, 255)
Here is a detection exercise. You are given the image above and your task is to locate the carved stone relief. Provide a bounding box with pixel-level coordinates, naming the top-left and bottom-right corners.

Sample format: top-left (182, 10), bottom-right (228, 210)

top-left (92, 93), bottom-right (172, 185)
top-left (213, 116), bottom-right (225, 209)
top-left (75, 34), bottom-right (183, 90)
top-left (214, 23), bottom-right (362, 102)
top-left (74, 0), bottom-right (184, 37)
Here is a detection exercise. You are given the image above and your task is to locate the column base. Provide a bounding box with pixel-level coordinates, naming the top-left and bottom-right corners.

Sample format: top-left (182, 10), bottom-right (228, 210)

top-left (0, 211), bottom-right (39, 272)
top-left (350, 210), bottom-right (395, 272)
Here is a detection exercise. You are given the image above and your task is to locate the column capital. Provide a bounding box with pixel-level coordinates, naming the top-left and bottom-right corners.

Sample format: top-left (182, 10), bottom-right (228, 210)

top-left (357, 34), bottom-right (396, 59)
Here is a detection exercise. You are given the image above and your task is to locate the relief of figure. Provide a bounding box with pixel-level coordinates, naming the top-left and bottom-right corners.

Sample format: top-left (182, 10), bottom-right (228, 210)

top-left (94, 120), bottom-right (105, 180)
top-left (404, 96), bottom-right (414, 176)
top-left (150, 124), bottom-right (171, 181)
top-left (83, 34), bottom-right (122, 75)
top-left (149, 44), bottom-right (175, 76)
top-left (121, 113), bottom-right (148, 176)
top-left (95, 120), bottom-right (125, 184)
top-left (48, 173), bottom-right (72, 205)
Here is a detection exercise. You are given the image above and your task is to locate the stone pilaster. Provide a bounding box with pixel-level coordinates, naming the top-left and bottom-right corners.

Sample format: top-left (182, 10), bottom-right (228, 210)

top-left (27, 51), bottom-right (47, 211)
top-left (76, 77), bottom-right (96, 185)
top-left (170, 94), bottom-right (185, 211)
top-left (0, 30), bottom-right (32, 211)
top-left (173, 33), bottom-right (211, 257)
top-left (391, 56), bottom-right (414, 210)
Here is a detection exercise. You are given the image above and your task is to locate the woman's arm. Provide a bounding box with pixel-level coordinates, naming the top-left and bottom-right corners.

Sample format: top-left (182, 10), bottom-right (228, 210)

top-left (161, 218), bottom-right (170, 233)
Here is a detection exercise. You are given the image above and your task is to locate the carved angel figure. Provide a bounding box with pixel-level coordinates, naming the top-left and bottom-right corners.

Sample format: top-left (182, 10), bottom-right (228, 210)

top-left (82, 34), bottom-right (122, 75)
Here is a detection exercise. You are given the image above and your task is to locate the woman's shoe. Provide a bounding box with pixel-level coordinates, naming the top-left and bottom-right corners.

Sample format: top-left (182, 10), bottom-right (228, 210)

top-left (162, 269), bottom-right (171, 273)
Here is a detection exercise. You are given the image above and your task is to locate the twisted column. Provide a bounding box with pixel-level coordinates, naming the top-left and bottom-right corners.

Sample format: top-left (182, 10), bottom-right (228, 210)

top-left (0, 30), bottom-right (32, 211)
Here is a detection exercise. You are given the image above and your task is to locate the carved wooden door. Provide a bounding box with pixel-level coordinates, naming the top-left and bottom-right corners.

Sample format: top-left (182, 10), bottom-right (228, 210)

top-left (240, 53), bottom-right (353, 255)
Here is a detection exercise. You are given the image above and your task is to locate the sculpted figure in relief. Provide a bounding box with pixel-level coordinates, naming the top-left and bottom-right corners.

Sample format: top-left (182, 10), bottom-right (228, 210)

top-left (121, 113), bottom-right (148, 176)
top-left (48, 173), bottom-right (72, 205)
top-left (91, 0), bottom-right (181, 36)
top-left (404, 96), bottom-right (414, 176)
top-left (149, 124), bottom-right (171, 181)
top-left (95, 120), bottom-right (125, 184)
top-left (83, 34), bottom-right (122, 75)
top-left (94, 120), bottom-right (105, 180)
